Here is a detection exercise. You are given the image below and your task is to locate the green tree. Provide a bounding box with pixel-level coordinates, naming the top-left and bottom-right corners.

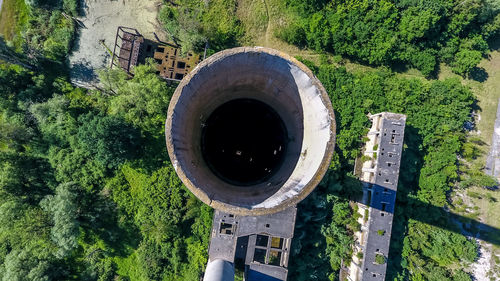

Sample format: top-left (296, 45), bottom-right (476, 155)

top-left (452, 49), bottom-right (483, 76)
top-left (100, 62), bottom-right (175, 135)
top-left (40, 182), bottom-right (80, 258)
top-left (0, 37), bottom-right (35, 70)
top-left (77, 114), bottom-right (141, 169)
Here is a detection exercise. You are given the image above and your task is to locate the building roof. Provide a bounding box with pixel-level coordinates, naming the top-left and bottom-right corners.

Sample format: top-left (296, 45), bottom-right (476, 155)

top-left (207, 207), bottom-right (297, 281)
top-left (360, 112), bottom-right (406, 281)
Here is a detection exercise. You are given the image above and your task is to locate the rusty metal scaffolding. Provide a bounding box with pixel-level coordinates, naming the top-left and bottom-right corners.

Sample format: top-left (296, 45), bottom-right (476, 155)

top-left (110, 26), bottom-right (144, 73)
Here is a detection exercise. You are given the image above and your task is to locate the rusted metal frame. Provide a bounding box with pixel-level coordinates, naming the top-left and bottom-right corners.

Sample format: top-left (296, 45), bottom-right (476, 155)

top-left (126, 37), bottom-right (136, 73)
top-left (110, 27), bottom-right (121, 68)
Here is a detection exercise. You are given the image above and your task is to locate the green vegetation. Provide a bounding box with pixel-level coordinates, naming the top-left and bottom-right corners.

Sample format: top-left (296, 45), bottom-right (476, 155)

top-left (0, 0), bottom-right (29, 48)
top-left (375, 254), bottom-right (386, 265)
top-left (356, 251), bottom-right (363, 260)
top-left (377, 230), bottom-right (385, 236)
top-left (26, 9), bottom-right (75, 61)
top-left (285, 60), bottom-right (478, 280)
top-left (278, 0), bottom-right (500, 77)
top-left (1, 0), bottom-right (499, 280)
top-left (360, 154), bottom-right (372, 162)
top-left (0, 57), bottom-right (213, 280)
top-left (158, 0), bottom-right (243, 53)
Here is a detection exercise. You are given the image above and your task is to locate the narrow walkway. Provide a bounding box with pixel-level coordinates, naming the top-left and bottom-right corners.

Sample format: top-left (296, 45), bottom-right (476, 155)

top-left (485, 98), bottom-right (500, 179)
top-left (262, 0), bottom-right (271, 46)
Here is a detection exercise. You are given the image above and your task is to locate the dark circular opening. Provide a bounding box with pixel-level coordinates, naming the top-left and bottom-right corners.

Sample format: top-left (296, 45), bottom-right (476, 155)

top-left (201, 98), bottom-right (288, 186)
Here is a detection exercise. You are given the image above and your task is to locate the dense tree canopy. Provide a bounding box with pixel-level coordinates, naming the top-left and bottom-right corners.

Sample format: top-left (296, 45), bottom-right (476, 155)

top-left (0, 60), bottom-right (213, 280)
top-left (288, 59), bottom-right (478, 281)
top-left (278, 0), bottom-right (500, 76)
top-left (0, 0), bottom-right (494, 279)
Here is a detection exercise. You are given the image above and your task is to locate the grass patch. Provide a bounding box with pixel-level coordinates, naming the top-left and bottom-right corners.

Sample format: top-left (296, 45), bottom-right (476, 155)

top-left (236, 0), bottom-right (268, 43)
top-left (235, 0), bottom-right (324, 63)
top-left (466, 186), bottom-right (500, 230)
top-left (0, 0), bottom-right (29, 49)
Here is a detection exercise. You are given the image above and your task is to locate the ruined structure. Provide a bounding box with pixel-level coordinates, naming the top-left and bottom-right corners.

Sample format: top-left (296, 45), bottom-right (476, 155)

top-left (111, 27), bottom-right (144, 73)
top-left (111, 26), bottom-right (201, 81)
top-left (165, 47), bottom-right (336, 280)
top-left (206, 208), bottom-right (296, 280)
top-left (344, 112), bottom-right (406, 281)
top-left (153, 44), bottom-right (201, 81)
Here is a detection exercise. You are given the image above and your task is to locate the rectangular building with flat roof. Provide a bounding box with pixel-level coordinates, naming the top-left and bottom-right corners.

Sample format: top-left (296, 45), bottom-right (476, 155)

top-left (207, 207), bottom-right (297, 281)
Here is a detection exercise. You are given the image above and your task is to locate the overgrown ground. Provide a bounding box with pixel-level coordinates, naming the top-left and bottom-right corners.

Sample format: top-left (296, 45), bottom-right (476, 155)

top-left (445, 45), bottom-right (500, 280)
top-left (0, 0), bottom-right (28, 49)
top-left (2, 0), bottom-right (499, 280)
top-left (234, 0), bottom-right (500, 279)
top-left (236, 0), bottom-right (324, 62)
top-left (425, 36), bottom-right (500, 280)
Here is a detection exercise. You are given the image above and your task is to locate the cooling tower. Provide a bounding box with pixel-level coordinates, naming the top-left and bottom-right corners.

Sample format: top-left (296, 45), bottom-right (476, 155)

top-left (165, 47), bottom-right (335, 216)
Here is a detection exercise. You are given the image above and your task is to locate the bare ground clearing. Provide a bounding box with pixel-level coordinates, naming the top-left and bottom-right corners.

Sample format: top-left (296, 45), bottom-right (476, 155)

top-left (69, 0), bottom-right (166, 87)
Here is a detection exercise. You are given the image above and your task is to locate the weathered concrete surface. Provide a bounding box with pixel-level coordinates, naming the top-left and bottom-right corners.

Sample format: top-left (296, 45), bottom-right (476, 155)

top-left (207, 208), bottom-right (296, 280)
top-left (165, 47), bottom-right (335, 215)
top-left (360, 113), bottom-right (406, 281)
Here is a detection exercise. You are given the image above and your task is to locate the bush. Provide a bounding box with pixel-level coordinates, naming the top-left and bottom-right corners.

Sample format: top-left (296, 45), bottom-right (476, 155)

top-left (275, 21), bottom-right (307, 47)
top-left (282, 0), bottom-right (499, 76)
top-left (360, 155), bottom-right (372, 162)
top-left (452, 49), bottom-right (483, 76)
top-left (356, 252), bottom-right (363, 259)
top-left (467, 190), bottom-right (482, 199)
top-left (375, 254), bottom-right (386, 265)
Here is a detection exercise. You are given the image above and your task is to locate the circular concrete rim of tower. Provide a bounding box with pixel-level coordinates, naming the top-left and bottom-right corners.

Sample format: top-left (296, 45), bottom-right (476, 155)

top-left (165, 46), bottom-right (336, 216)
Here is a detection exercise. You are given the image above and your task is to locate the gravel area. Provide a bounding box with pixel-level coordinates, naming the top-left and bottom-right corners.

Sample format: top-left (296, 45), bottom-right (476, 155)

top-left (472, 241), bottom-right (492, 281)
top-left (69, 0), bottom-right (166, 87)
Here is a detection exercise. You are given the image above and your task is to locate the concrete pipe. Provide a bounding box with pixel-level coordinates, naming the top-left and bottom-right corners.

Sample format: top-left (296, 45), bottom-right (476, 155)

top-left (165, 47), bottom-right (335, 215)
top-left (203, 259), bottom-right (234, 281)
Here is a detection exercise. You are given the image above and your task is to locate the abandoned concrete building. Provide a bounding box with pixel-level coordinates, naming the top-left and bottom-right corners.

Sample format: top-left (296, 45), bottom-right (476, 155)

top-left (207, 208), bottom-right (296, 280)
top-left (165, 47), bottom-right (336, 281)
top-left (343, 112), bottom-right (406, 281)
top-left (111, 26), bottom-right (201, 81)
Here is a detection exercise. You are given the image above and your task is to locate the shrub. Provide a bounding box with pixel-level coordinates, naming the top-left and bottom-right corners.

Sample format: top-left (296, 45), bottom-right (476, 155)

top-left (356, 252), bottom-right (363, 260)
top-left (375, 254), bottom-right (386, 265)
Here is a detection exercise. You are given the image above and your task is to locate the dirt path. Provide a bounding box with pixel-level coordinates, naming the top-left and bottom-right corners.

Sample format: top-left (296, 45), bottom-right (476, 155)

top-left (262, 0), bottom-right (271, 46)
top-left (485, 99), bottom-right (500, 177)
top-left (472, 240), bottom-right (494, 280)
